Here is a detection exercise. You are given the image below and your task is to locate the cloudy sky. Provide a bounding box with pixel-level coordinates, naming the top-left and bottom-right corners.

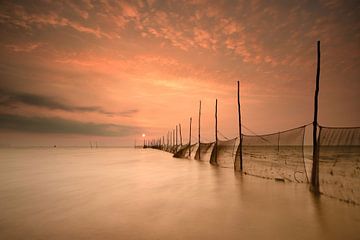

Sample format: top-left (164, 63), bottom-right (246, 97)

top-left (0, 0), bottom-right (359, 146)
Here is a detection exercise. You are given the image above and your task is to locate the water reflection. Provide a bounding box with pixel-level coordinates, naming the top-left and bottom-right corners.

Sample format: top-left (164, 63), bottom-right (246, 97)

top-left (0, 148), bottom-right (358, 240)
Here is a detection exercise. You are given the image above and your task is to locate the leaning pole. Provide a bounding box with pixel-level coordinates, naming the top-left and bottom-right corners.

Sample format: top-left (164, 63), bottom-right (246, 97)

top-left (237, 81), bottom-right (243, 171)
top-left (179, 124), bottom-right (182, 146)
top-left (310, 41), bottom-right (321, 194)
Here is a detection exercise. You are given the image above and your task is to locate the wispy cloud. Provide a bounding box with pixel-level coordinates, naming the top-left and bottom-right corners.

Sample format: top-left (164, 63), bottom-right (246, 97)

top-left (0, 113), bottom-right (140, 136)
top-left (6, 43), bottom-right (42, 52)
top-left (0, 89), bottom-right (138, 117)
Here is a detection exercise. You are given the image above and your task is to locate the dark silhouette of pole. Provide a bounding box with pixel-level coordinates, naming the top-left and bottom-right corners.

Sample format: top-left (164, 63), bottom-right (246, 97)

top-left (237, 80), bottom-right (243, 171)
top-left (179, 124), bottom-right (182, 146)
top-left (213, 99), bottom-right (218, 165)
top-left (189, 117), bottom-right (192, 157)
top-left (176, 125), bottom-right (178, 146)
top-left (198, 100), bottom-right (201, 159)
top-left (173, 129), bottom-right (175, 148)
top-left (311, 41), bottom-right (321, 194)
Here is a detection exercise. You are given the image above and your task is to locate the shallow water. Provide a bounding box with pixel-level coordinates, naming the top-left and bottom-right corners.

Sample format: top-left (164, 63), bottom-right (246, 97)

top-left (0, 147), bottom-right (359, 240)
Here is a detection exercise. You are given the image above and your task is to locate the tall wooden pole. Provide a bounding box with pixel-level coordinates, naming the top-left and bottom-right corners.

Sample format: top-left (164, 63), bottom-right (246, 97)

top-left (176, 125), bottom-right (178, 146)
top-left (198, 100), bottom-right (202, 159)
top-left (179, 124), bottom-right (182, 146)
top-left (173, 129), bottom-right (175, 148)
top-left (311, 41), bottom-right (321, 194)
top-left (237, 80), bottom-right (243, 171)
top-left (214, 99), bottom-right (218, 165)
top-left (189, 117), bottom-right (192, 157)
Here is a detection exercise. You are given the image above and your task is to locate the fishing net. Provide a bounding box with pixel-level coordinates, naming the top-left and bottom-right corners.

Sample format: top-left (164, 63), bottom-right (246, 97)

top-left (170, 145), bottom-right (179, 153)
top-left (210, 138), bottom-right (238, 168)
top-left (195, 142), bottom-right (215, 161)
top-left (164, 145), bottom-right (171, 152)
top-left (238, 126), bottom-right (308, 182)
top-left (318, 126), bottom-right (360, 204)
top-left (173, 144), bottom-right (198, 158)
top-left (173, 144), bottom-right (189, 158)
top-left (189, 143), bottom-right (198, 159)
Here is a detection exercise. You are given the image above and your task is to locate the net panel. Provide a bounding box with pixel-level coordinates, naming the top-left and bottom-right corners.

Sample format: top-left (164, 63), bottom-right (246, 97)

top-left (173, 144), bottom-right (198, 158)
top-left (173, 144), bottom-right (190, 158)
top-left (195, 142), bottom-right (215, 161)
top-left (238, 126), bottom-right (307, 182)
top-left (189, 143), bottom-right (198, 159)
top-left (210, 138), bottom-right (238, 168)
top-left (318, 127), bottom-right (360, 204)
top-left (170, 145), bottom-right (180, 154)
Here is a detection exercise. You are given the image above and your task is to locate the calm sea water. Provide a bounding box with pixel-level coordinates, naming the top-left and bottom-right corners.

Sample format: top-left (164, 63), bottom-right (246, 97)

top-left (0, 147), bottom-right (359, 240)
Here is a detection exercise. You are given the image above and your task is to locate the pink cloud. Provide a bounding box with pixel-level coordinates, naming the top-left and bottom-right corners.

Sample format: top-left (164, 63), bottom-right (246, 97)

top-left (6, 43), bottom-right (42, 52)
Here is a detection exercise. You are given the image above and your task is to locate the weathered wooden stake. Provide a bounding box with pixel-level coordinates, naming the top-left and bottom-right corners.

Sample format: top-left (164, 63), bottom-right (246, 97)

top-left (179, 124), bottom-right (182, 146)
top-left (214, 99), bottom-right (218, 164)
top-left (173, 129), bottom-right (175, 148)
top-left (237, 80), bottom-right (243, 171)
top-left (176, 125), bottom-right (178, 146)
top-left (198, 100), bottom-right (202, 159)
top-left (189, 117), bottom-right (192, 157)
top-left (311, 41), bottom-right (321, 194)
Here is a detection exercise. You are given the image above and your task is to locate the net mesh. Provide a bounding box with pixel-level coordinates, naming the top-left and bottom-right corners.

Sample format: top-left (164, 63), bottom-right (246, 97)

top-left (195, 142), bottom-right (215, 161)
top-left (318, 127), bottom-right (360, 204)
top-left (210, 138), bottom-right (238, 168)
top-left (173, 144), bottom-right (197, 158)
top-left (173, 144), bottom-right (190, 158)
top-left (238, 126), bottom-right (308, 182)
top-left (170, 145), bottom-right (179, 154)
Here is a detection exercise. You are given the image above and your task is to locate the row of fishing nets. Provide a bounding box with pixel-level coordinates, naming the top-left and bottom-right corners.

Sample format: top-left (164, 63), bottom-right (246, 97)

top-left (318, 126), bottom-right (360, 204)
top-left (238, 126), bottom-right (308, 183)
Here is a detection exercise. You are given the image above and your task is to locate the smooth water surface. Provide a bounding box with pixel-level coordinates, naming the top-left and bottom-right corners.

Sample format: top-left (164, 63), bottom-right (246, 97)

top-left (0, 148), bottom-right (359, 240)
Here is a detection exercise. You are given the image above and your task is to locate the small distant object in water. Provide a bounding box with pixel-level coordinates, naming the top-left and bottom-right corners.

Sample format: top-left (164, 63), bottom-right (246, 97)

top-left (53, 145), bottom-right (56, 148)
top-left (275, 178), bottom-right (285, 182)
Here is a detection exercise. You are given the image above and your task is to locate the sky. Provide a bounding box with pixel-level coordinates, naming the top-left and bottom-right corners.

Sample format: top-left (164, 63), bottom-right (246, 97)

top-left (0, 0), bottom-right (359, 146)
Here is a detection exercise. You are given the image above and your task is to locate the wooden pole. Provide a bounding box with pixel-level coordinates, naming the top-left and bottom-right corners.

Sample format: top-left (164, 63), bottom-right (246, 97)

top-left (189, 117), bottom-right (192, 157)
top-left (214, 99), bottom-right (218, 165)
top-left (311, 41), bottom-right (321, 194)
top-left (198, 100), bottom-right (201, 159)
top-left (176, 125), bottom-right (178, 146)
top-left (179, 124), bottom-right (182, 146)
top-left (173, 129), bottom-right (175, 148)
top-left (237, 80), bottom-right (243, 171)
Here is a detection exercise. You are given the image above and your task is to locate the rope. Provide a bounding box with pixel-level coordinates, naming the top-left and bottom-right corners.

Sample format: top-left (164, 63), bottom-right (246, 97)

top-left (242, 124), bottom-right (272, 144)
